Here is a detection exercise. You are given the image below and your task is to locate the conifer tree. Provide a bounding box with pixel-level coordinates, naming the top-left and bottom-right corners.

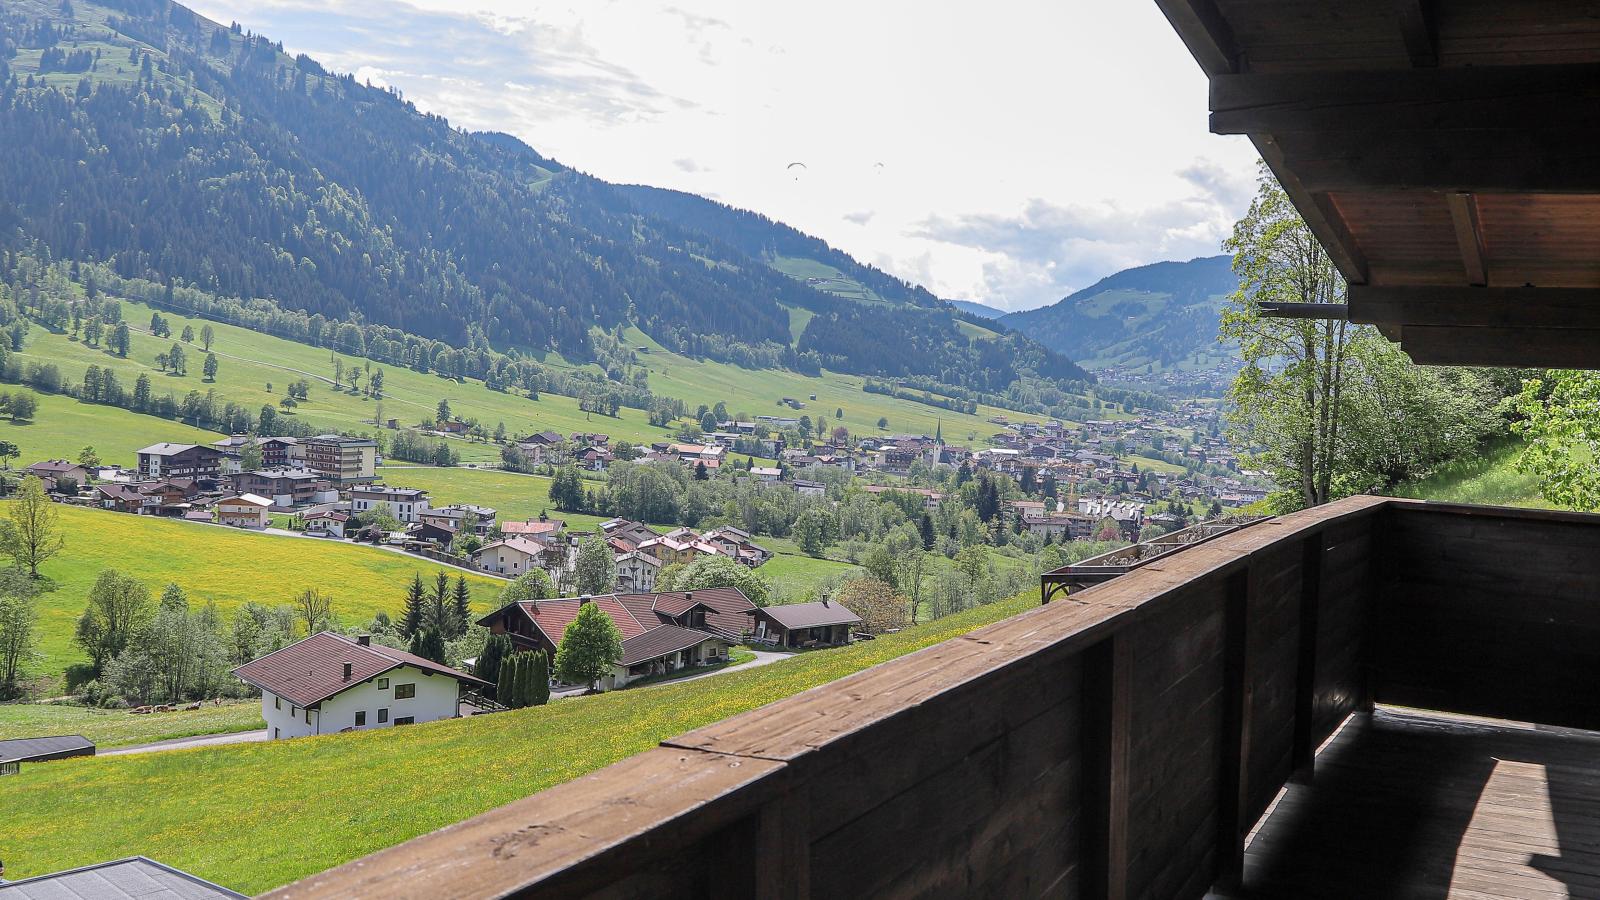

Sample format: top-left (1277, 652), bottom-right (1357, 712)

top-left (496, 652), bottom-right (520, 708)
top-left (531, 650), bottom-right (550, 706)
top-left (451, 575), bottom-right (471, 638)
top-left (400, 572), bottom-right (426, 638)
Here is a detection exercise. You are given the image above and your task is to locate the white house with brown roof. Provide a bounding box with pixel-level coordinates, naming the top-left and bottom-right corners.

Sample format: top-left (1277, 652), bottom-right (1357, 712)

top-left (233, 632), bottom-right (487, 740)
top-left (215, 493), bottom-right (272, 529)
top-left (474, 537), bottom-right (556, 576)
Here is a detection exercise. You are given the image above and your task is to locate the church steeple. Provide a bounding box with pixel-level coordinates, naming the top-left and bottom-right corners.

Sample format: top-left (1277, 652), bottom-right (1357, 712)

top-left (935, 419), bottom-right (943, 445)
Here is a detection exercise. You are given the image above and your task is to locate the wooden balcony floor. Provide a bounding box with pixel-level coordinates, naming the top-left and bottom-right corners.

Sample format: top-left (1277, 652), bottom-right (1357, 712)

top-left (1226, 709), bottom-right (1600, 899)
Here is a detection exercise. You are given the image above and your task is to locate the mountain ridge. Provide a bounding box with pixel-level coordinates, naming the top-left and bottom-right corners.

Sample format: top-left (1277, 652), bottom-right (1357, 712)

top-left (0, 0), bottom-right (1091, 399)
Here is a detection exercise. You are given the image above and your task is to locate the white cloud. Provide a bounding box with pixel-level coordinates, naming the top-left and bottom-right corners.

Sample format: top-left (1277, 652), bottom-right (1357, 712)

top-left (187, 0), bottom-right (1259, 309)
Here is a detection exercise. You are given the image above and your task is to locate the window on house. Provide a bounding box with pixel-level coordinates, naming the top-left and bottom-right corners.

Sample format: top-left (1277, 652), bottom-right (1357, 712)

top-left (394, 716), bottom-right (415, 726)
top-left (378, 708), bottom-right (389, 723)
top-left (355, 711), bottom-right (366, 726)
top-left (305, 708), bottom-right (312, 724)
top-left (377, 677), bottom-right (389, 690)
top-left (291, 705), bottom-right (297, 717)
top-left (274, 696), bottom-right (281, 710)
top-left (395, 683), bottom-right (416, 700)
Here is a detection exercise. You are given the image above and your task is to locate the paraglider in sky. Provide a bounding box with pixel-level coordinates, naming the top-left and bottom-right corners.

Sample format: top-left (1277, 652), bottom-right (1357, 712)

top-left (787, 161), bottom-right (807, 181)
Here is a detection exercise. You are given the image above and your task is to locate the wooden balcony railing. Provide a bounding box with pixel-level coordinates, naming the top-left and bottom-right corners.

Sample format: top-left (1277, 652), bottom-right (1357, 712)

top-left (264, 496), bottom-right (1600, 899)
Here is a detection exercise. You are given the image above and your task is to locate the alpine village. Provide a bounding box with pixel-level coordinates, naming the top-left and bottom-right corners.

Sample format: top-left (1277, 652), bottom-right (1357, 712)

top-left (1, 2), bottom-right (1599, 899)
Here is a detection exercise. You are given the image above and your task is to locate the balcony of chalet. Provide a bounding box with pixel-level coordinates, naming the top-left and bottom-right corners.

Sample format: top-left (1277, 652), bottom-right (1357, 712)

top-left (265, 497), bottom-right (1600, 899)
top-left (263, 2), bottom-right (1600, 897)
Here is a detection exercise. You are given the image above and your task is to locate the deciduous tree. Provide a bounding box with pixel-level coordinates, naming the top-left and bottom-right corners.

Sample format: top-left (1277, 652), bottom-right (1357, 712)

top-left (554, 601), bottom-right (623, 691)
top-left (0, 475), bottom-right (64, 576)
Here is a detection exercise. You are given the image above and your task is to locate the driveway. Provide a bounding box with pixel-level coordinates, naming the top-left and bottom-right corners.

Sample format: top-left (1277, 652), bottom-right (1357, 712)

top-left (99, 728), bottom-right (270, 756)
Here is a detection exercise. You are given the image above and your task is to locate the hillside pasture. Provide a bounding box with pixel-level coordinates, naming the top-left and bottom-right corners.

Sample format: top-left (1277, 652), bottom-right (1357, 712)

top-left (20, 505), bottom-right (504, 680)
top-left (0, 592), bottom-right (1035, 894)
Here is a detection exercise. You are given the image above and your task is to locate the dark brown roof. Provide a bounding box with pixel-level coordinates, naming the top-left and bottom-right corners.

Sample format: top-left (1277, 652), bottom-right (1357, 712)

top-left (757, 601), bottom-right (863, 631)
top-left (619, 624), bottom-right (719, 667)
top-left (478, 587), bottom-right (758, 647)
top-left (232, 632), bottom-right (486, 707)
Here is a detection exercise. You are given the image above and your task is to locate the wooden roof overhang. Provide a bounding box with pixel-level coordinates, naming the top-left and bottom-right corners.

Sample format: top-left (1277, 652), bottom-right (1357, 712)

top-left (1159, 0), bottom-right (1600, 367)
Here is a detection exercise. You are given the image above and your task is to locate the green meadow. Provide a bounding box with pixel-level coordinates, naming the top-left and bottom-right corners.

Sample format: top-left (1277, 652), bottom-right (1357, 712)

top-left (0, 700), bottom-right (264, 748)
top-left (0, 392), bottom-right (221, 467)
top-left (0, 591), bottom-right (1034, 894)
top-left (20, 504), bottom-right (504, 680)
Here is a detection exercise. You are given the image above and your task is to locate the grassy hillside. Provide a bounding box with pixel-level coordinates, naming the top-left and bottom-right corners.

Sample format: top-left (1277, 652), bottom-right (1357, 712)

top-left (1392, 440), bottom-right (1552, 508)
top-left (15, 298), bottom-right (678, 464)
top-left (0, 391), bottom-right (221, 467)
top-left (22, 505), bottom-right (503, 679)
top-left (0, 591), bottom-right (1035, 893)
top-left (0, 700), bottom-right (263, 748)
top-left (577, 325), bottom-right (1068, 445)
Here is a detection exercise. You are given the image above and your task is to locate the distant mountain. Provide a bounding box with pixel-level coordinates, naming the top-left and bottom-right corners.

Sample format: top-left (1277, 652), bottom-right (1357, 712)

top-left (1000, 256), bottom-right (1239, 375)
top-left (949, 300), bottom-right (1006, 320)
top-left (0, 2), bottom-right (1090, 395)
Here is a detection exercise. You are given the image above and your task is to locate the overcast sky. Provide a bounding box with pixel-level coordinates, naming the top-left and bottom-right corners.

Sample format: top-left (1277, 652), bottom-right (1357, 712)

top-left (189, 0), bottom-right (1258, 312)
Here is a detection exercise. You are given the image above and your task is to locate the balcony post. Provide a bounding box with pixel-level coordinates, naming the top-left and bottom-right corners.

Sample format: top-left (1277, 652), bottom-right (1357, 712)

top-left (1292, 533), bottom-right (1324, 781)
top-left (1216, 566), bottom-right (1254, 891)
top-left (753, 788), bottom-right (811, 900)
top-left (1081, 633), bottom-right (1132, 900)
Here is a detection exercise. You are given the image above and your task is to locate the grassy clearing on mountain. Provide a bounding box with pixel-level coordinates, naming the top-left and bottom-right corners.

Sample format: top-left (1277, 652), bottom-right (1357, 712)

top-left (0, 700), bottom-right (263, 748)
top-left (20, 505), bottom-right (503, 679)
top-left (0, 391), bottom-right (221, 466)
top-left (0, 591), bottom-right (1034, 893)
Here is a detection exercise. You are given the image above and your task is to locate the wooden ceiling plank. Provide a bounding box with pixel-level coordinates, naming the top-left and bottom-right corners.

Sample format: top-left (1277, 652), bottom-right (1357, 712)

top-left (1446, 192), bottom-right (1489, 285)
top-left (1155, 0), bottom-right (1242, 75)
top-left (1395, 0), bottom-right (1438, 67)
top-left (1349, 285), bottom-right (1600, 329)
top-left (1400, 325), bottom-right (1600, 368)
top-left (1209, 64), bottom-right (1600, 134)
top-left (1255, 135), bottom-right (1371, 285)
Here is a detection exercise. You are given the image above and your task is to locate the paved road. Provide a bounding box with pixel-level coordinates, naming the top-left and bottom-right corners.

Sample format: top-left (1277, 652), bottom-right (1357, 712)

top-left (100, 728), bottom-right (269, 756)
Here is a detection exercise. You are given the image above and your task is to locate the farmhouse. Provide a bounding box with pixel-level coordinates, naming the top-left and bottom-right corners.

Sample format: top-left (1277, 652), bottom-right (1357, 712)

top-left (474, 537), bottom-right (560, 576)
top-left (750, 600), bottom-right (862, 648)
top-left (478, 588), bottom-right (756, 688)
top-left (502, 515), bottom-right (565, 539)
top-left (302, 510), bottom-right (349, 538)
top-left (214, 494), bottom-right (272, 529)
top-left (234, 632), bottom-right (487, 740)
top-left (420, 504), bottom-right (497, 536)
top-left (24, 459), bottom-right (89, 491)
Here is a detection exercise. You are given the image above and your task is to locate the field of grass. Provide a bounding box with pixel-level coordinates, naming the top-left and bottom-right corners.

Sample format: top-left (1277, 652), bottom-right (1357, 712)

top-left (758, 551), bottom-right (862, 600)
top-left (0, 700), bottom-right (263, 748)
top-left (0, 591), bottom-right (1035, 893)
top-left (373, 465), bottom-right (608, 530)
top-left (599, 325), bottom-right (1057, 447)
top-left (21, 505), bottom-right (505, 680)
top-left (15, 298), bottom-right (682, 465)
top-left (0, 392), bottom-right (221, 467)
top-left (1393, 440), bottom-right (1553, 509)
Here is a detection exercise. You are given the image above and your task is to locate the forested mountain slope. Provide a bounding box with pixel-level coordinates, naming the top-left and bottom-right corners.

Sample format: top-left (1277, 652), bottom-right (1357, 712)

top-left (1001, 255), bottom-right (1239, 373)
top-left (0, 0), bottom-right (1090, 398)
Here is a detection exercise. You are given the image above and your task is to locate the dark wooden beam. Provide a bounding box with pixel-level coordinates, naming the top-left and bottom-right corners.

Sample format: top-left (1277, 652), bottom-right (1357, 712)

top-left (1210, 64), bottom-right (1600, 135)
top-left (1255, 135), bottom-right (1370, 285)
top-left (1395, 0), bottom-right (1437, 68)
top-left (1445, 193), bottom-right (1488, 286)
top-left (1154, 0), bottom-right (1240, 76)
top-left (1286, 140), bottom-right (1600, 194)
top-left (1349, 285), bottom-right (1600, 329)
top-left (1399, 325), bottom-right (1600, 368)
top-left (1260, 302), bottom-right (1349, 320)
